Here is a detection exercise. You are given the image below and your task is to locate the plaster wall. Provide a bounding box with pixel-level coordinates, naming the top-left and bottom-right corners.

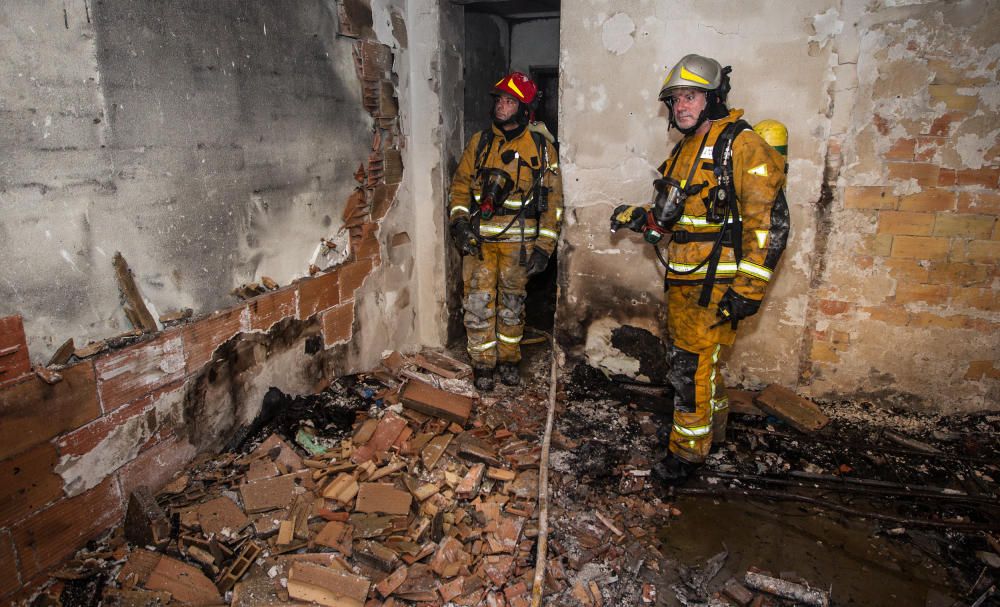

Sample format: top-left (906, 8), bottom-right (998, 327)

top-left (0, 0), bottom-right (370, 361)
top-left (558, 1), bottom-right (999, 411)
top-left (511, 18), bottom-right (560, 72)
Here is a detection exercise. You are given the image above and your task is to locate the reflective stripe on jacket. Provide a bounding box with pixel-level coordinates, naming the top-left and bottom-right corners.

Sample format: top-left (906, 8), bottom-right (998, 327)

top-left (662, 109), bottom-right (787, 301)
top-left (448, 125), bottom-right (564, 255)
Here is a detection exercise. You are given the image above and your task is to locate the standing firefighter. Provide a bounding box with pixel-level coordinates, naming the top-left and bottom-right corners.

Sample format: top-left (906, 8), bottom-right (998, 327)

top-left (449, 72), bottom-right (563, 391)
top-left (611, 54), bottom-right (790, 483)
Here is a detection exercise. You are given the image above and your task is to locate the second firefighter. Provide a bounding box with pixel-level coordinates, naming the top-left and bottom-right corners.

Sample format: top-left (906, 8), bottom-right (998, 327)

top-left (448, 72), bottom-right (564, 391)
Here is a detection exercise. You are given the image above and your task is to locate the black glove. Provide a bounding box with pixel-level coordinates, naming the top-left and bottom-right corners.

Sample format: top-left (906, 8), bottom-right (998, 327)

top-left (450, 219), bottom-right (480, 257)
top-left (610, 205), bottom-right (649, 233)
top-left (525, 248), bottom-right (550, 277)
top-left (715, 288), bottom-right (761, 329)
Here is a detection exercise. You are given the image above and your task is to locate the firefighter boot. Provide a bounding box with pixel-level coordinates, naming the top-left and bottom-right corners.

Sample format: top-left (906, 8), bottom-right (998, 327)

top-left (652, 453), bottom-right (700, 486)
top-left (474, 366), bottom-right (495, 392)
top-left (497, 362), bottom-right (521, 386)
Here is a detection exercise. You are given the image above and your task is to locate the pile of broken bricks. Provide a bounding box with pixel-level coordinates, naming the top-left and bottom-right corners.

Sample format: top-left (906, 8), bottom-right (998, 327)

top-left (44, 350), bottom-right (565, 606)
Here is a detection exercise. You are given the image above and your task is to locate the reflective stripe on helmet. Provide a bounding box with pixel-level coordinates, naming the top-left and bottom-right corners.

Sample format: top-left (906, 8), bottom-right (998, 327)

top-left (737, 260), bottom-right (773, 281)
top-left (680, 65), bottom-right (710, 85)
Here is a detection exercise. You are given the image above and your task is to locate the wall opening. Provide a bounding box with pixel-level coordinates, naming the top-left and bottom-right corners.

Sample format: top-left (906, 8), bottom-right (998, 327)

top-left (448, 0), bottom-right (562, 347)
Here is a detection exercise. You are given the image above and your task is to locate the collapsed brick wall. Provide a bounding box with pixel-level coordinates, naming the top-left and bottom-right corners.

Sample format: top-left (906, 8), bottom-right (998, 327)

top-left (0, 4), bottom-right (406, 599)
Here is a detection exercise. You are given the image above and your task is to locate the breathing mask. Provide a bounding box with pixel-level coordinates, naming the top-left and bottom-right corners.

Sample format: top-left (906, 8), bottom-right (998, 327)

top-left (476, 168), bottom-right (514, 220)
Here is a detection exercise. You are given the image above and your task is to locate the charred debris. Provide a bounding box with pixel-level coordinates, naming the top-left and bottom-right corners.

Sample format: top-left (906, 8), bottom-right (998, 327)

top-left (34, 351), bottom-right (1000, 607)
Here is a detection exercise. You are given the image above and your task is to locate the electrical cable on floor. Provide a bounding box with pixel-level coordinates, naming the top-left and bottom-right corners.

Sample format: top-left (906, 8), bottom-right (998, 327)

top-left (530, 332), bottom-right (560, 607)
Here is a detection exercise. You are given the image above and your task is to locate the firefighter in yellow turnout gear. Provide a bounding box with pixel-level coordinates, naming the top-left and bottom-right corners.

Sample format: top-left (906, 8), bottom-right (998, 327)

top-left (611, 54), bottom-right (790, 483)
top-left (449, 72), bottom-right (563, 391)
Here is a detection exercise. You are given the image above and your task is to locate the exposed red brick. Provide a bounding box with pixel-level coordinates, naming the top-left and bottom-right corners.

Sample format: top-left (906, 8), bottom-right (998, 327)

top-left (883, 138), bottom-right (915, 161)
top-left (0, 315), bottom-right (31, 388)
top-left (894, 283), bottom-right (950, 306)
top-left (55, 380), bottom-right (182, 459)
top-left (861, 305), bottom-right (911, 326)
top-left (117, 434), bottom-right (199, 499)
top-left (817, 299), bottom-right (850, 316)
top-left (249, 287), bottom-right (298, 331)
top-left (354, 223), bottom-right (382, 261)
top-left (898, 189), bottom-right (955, 212)
top-left (12, 477), bottom-right (122, 580)
top-left (0, 442), bottom-right (63, 528)
top-left (885, 259), bottom-right (930, 284)
top-left (322, 303), bottom-right (355, 347)
top-left (925, 111), bottom-right (968, 137)
top-left (914, 136), bottom-right (943, 162)
top-left (956, 167), bottom-right (1000, 188)
top-left (965, 361), bottom-right (1000, 381)
top-left (887, 162), bottom-right (940, 187)
top-left (0, 362), bottom-right (100, 461)
top-left (926, 262), bottom-right (990, 287)
top-left (0, 530), bottom-right (19, 598)
top-left (890, 235), bottom-right (950, 260)
top-left (909, 312), bottom-right (967, 329)
top-left (339, 258), bottom-right (375, 300)
top-left (843, 186), bottom-right (897, 210)
top-left (951, 287), bottom-right (997, 311)
top-left (96, 334), bottom-right (185, 412)
top-left (184, 306), bottom-right (247, 371)
top-left (877, 210), bottom-right (935, 236)
top-left (937, 169), bottom-right (957, 187)
top-left (371, 183), bottom-right (400, 221)
top-left (957, 190), bottom-right (1000, 215)
top-left (298, 271), bottom-right (340, 319)
top-left (933, 214), bottom-right (996, 239)
top-left (967, 239), bottom-right (1000, 263)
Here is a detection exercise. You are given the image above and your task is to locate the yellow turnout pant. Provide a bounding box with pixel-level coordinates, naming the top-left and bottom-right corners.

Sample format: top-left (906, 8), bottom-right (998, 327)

top-left (666, 283), bottom-right (737, 463)
top-left (462, 242), bottom-right (531, 368)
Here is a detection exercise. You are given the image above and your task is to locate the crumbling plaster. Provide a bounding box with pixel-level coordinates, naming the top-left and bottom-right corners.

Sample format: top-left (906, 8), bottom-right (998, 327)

top-left (0, 1), bottom-right (370, 361)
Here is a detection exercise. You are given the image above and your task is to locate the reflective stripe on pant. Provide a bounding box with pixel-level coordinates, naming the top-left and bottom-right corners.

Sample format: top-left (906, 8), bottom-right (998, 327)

top-left (462, 242), bottom-right (530, 367)
top-left (666, 283), bottom-right (736, 463)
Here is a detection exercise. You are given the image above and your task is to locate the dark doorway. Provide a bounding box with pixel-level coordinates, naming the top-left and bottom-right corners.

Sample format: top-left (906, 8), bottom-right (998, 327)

top-left (530, 67), bottom-right (559, 140)
top-left (448, 1), bottom-right (562, 349)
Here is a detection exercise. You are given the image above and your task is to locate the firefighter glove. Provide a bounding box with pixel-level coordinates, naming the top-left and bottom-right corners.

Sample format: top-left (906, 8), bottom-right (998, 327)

top-left (610, 205), bottom-right (648, 233)
top-left (525, 248), bottom-right (550, 277)
top-left (451, 219), bottom-right (480, 257)
top-left (716, 288), bottom-right (761, 329)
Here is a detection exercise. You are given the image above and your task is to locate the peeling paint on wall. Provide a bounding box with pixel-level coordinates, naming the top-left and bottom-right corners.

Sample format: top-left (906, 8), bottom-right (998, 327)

top-left (601, 13), bottom-right (636, 56)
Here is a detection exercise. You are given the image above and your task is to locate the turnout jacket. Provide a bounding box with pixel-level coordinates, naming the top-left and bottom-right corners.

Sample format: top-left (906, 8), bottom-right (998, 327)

top-left (448, 124), bottom-right (564, 256)
top-left (662, 109), bottom-right (789, 302)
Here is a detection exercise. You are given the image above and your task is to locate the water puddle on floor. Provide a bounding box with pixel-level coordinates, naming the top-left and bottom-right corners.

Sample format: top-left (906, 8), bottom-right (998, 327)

top-left (657, 495), bottom-right (962, 606)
